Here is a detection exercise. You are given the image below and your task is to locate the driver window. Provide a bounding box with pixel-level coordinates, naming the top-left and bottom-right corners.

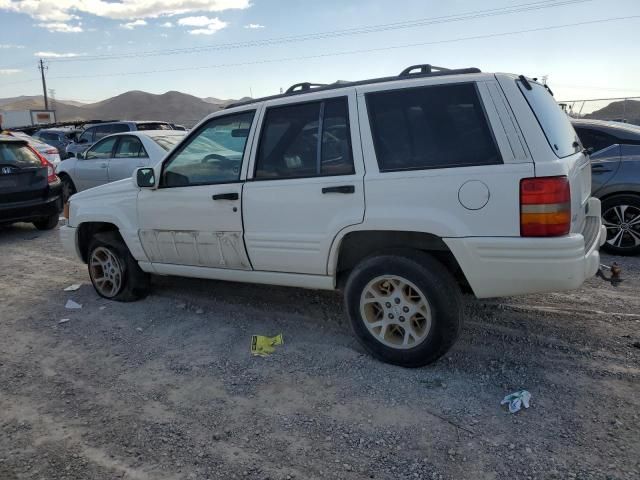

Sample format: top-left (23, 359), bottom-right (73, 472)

top-left (85, 137), bottom-right (117, 160)
top-left (79, 129), bottom-right (93, 143)
top-left (162, 111), bottom-right (255, 187)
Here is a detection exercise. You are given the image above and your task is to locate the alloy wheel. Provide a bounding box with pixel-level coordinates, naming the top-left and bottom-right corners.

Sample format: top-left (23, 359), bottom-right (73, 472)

top-left (89, 246), bottom-right (123, 298)
top-left (603, 204), bottom-right (640, 250)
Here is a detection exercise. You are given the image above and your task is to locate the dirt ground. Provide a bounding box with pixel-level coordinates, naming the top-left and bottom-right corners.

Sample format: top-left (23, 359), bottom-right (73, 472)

top-left (1, 222), bottom-right (639, 480)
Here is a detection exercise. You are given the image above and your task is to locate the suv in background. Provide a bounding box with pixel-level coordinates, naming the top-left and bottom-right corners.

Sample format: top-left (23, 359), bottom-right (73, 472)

top-left (572, 119), bottom-right (640, 255)
top-left (33, 127), bottom-right (81, 160)
top-left (0, 134), bottom-right (62, 230)
top-left (66, 121), bottom-right (174, 158)
top-left (60, 65), bottom-right (605, 367)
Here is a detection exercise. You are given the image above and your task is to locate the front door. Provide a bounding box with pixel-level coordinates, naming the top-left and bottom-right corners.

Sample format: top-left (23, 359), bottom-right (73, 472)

top-left (75, 136), bottom-right (117, 191)
top-left (137, 110), bottom-right (257, 269)
top-left (242, 94), bottom-right (365, 275)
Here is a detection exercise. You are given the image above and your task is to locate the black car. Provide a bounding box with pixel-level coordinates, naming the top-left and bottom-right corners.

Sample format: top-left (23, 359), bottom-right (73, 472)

top-left (572, 119), bottom-right (640, 255)
top-left (0, 134), bottom-right (62, 230)
top-left (33, 127), bottom-right (81, 160)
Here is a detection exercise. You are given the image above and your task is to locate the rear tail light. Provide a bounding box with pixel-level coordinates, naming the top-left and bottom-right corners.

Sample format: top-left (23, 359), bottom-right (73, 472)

top-left (45, 148), bottom-right (58, 155)
top-left (520, 176), bottom-right (571, 237)
top-left (29, 146), bottom-right (58, 184)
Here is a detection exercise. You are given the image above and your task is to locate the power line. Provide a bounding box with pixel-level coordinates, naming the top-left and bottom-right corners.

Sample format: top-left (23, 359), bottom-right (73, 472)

top-left (42, 0), bottom-right (591, 64)
top-left (38, 15), bottom-right (640, 82)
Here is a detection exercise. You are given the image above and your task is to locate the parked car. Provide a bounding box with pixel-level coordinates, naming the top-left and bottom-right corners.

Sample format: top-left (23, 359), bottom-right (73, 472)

top-left (33, 127), bottom-right (81, 160)
top-left (2, 130), bottom-right (61, 166)
top-left (572, 119), bottom-right (640, 255)
top-left (56, 130), bottom-right (185, 201)
top-left (60, 65), bottom-right (605, 367)
top-left (0, 134), bottom-right (62, 230)
top-left (66, 121), bottom-right (175, 158)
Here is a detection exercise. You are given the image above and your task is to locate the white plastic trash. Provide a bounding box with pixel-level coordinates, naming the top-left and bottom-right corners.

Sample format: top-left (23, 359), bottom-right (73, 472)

top-left (65, 299), bottom-right (82, 310)
top-left (501, 390), bottom-right (531, 414)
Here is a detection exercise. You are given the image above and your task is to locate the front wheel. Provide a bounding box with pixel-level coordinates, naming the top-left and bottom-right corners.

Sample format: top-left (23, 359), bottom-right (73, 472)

top-left (344, 251), bottom-right (462, 368)
top-left (33, 214), bottom-right (59, 230)
top-left (60, 175), bottom-right (76, 203)
top-left (601, 194), bottom-right (640, 256)
top-left (88, 232), bottom-right (150, 302)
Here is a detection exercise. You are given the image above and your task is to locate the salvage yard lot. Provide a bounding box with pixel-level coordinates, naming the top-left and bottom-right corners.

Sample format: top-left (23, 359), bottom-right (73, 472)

top-left (1, 223), bottom-right (639, 480)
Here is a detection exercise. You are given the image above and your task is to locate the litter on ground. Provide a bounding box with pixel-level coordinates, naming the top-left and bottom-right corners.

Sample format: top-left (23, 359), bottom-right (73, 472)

top-left (64, 284), bottom-right (82, 291)
top-left (251, 334), bottom-right (284, 357)
top-left (65, 299), bottom-right (82, 310)
top-left (58, 318), bottom-right (70, 324)
top-left (501, 390), bottom-right (532, 414)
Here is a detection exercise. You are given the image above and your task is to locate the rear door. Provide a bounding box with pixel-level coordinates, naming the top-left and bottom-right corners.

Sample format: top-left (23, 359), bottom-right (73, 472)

top-left (75, 136), bottom-right (117, 191)
top-left (0, 141), bottom-right (48, 206)
top-left (243, 92), bottom-right (365, 274)
top-left (108, 135), bottom-right (148, 182)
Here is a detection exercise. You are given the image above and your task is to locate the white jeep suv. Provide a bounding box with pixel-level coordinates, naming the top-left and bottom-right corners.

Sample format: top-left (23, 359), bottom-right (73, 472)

top-left (60, 65), bottom-right (606, 367)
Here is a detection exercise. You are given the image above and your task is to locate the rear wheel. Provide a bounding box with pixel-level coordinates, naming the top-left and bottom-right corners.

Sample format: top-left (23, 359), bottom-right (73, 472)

top-left (344, 251), bottom-right (462, 367)
top-left (33, 214), bottom-right (59, 230)
top-left (601, 194), bottom-right (640, 256)
top-left (88, 232), bottom-right (150, 302)
top-left (60, 175), bottom-right (76, 203)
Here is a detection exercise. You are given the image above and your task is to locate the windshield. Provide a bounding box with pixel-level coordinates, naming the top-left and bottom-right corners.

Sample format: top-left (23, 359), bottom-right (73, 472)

top-left (152, 134), bottom-right (185, 151)
top-left (517, 80), bottom-right (580, 158)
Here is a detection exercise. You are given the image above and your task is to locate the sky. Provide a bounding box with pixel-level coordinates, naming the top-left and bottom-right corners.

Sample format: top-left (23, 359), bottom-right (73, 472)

top-left (1, 0), bottom-right (640, 104)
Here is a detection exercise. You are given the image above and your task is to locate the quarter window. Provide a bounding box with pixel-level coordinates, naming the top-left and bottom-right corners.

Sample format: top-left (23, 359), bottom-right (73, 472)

top-left (79, 129), bottom-right (93, 144)
top-left (162, 111), bottom-right (255, 188)
top-left (366, 83), bottom-right (501, 171)
top-left (574, 127), bottom-right (618, 153)
top-left (115, 136), bottom-right (148, 158)
top-left (255, 98), bottom-right (354, 179)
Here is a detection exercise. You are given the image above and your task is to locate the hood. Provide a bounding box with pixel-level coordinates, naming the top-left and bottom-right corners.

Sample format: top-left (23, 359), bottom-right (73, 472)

top-left (70, 177), bottom-right (136, 201)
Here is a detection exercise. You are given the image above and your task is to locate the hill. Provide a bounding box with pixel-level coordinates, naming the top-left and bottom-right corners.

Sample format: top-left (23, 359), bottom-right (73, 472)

top-left (585, 99), bottom-right (640, 125)
top-left (0, 91), bottom-right (228, 127)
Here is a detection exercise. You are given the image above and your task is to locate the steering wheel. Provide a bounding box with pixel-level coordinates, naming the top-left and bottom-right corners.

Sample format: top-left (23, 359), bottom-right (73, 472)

top-left (201, 153), bottom-right (230, 164)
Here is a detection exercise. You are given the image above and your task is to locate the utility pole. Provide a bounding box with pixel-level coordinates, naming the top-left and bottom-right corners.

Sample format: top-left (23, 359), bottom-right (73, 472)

top-left (38, 58), bottom-right (49, 110)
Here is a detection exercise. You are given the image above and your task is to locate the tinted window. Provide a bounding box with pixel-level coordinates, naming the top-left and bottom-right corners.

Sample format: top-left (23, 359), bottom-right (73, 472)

top-left (574, 127), bottom-right (618, 152)
top-left (40, 132), bottom-right (58, 142)
top-left (85, 137), bottom-right (117, 160)
top-left (115, 136), bottom-right (147, 158)
top-left (93, 126), bottom-right (113, 141)
top-left (162, 111), bottom-right (254, 187)
top-left (79, 129), bottom-right (94, 143)
top-left (109, 124), bottom-right (130, 134)
top-left (136, 123), bottom-right (172, 131)
top-left (367, 83), bottom-right (501, 171)
top-left (0, 142), bottom-right (41, 167)
top-left (517, 81), bottom-right (580, 158)
top-left (255, 98), bottom-right (354, 179)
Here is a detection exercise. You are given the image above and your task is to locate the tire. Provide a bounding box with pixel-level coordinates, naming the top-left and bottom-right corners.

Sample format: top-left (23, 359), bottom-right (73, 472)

top-left (344, 250), bottom-right (462, 368)
top-left (33, 214), bottom-right (59, 230)
top-left (60, 175), bottom-right (76, 203)
top-left (600, 194), bottom-right (640, 256)
top-left (87, 231), bottom-right (150, 302)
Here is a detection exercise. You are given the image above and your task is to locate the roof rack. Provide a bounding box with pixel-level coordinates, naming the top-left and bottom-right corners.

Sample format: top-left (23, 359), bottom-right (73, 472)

top-left (226, 64), bottom-right (481, 109)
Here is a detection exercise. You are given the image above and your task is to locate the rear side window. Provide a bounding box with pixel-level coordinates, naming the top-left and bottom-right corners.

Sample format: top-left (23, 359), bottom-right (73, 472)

top-left (255, 97), bottom-right (354, 179)
top-left (93, 126), bottom-right (113, 141)
top-left (136, 123), bottom-right (172, 131)
top-left (366, 83), bottom-right (501, 172)
top-left (109, 124), bottom-right (130, 134)
top-left (115, 136), bottom-right (147, 158)
top-left (0, 143), bottom-right (41, 167)
top-left (574, 127), bottom-right (618, 153)
top-left (517, 81), bottom-right (580, 158)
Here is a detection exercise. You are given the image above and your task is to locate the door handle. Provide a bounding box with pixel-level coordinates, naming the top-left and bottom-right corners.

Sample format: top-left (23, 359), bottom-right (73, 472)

top-left (591, 165), bottom-right (611, 174)
top-left (100, 163), bottom-right (108, 169)
top-left (212, 192), bottom-right (239, 200)
top-left (322, 185), bottom-right (355, 194)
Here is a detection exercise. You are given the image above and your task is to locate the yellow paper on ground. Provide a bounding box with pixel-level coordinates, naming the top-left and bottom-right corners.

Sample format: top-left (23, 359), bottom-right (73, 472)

top-left (251, 334), bottom-right (284, 357)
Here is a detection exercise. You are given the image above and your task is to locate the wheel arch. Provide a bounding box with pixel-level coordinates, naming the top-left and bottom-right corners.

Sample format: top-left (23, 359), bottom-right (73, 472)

top-left (77, 222), bottom-right (121, 263)
top-left (329, 229), bottom-right (471, 292)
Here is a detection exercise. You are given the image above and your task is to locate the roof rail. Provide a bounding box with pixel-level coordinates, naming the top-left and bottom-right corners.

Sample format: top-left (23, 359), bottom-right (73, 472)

top-left (225, 64), bottom-right (481, 109)
top-left (399, 64), bottom-right (450, 77)
top-left (285, 82), bottom-right (328, 94)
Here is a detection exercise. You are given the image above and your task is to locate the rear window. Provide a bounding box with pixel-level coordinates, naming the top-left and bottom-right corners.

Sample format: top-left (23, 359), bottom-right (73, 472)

top-left (0, 143), bottom-right (41, 167)
top-left (136, 123), bottom-right (172, 131)
top-left (151, 135), bottom-right (184, 151)
top-left (366, 83), bottom-right (501, 172)
top-left (517, 80), bottom-right (580, 158)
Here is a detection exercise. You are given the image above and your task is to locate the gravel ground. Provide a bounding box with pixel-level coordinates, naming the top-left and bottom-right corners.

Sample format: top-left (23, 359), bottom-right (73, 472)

top-left (1, 222), bottom-right (639, 480)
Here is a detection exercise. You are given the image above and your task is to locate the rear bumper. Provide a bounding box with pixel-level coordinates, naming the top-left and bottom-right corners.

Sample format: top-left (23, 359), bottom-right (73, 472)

top-left (0, 189), bottom-right (63, 225)
top-left (445, 199), bottom-right (603, 299)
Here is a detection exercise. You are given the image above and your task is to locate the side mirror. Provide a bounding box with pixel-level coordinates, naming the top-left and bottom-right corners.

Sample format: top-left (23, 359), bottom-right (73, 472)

top-left (77, 151), bottom-right (85, 160)
top-left (136, 167), bottom-right (156, 188)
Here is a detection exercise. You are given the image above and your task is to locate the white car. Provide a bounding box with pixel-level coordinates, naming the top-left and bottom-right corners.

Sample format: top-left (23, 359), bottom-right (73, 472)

top-left (3, 130), bottom-right (61, 166)
top-left (60, 65), bottom-right (606, 367)
top-left (56, 130), bottom-right (185, 201)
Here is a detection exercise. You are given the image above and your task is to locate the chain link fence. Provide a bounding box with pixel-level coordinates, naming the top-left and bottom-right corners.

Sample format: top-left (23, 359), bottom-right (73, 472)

top-left (559, 97), bottom-right (640, 126)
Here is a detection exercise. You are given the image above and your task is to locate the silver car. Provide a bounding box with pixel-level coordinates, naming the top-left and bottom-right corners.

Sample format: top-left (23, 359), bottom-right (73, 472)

top-left (56, 130), bottom-right (185, 201)
top-left (573, 119), bottom-right (640, 255)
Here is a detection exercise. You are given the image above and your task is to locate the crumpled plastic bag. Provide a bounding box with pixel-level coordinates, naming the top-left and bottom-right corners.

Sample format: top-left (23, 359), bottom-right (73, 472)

top-left (251, 334), bottom-right (284, 357)
top-left (501, 390), bottom-right (531, 413)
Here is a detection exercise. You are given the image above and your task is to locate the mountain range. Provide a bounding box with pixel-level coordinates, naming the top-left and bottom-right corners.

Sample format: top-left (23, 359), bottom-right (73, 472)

top-left (0, 91), bottom-right (252, 127)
